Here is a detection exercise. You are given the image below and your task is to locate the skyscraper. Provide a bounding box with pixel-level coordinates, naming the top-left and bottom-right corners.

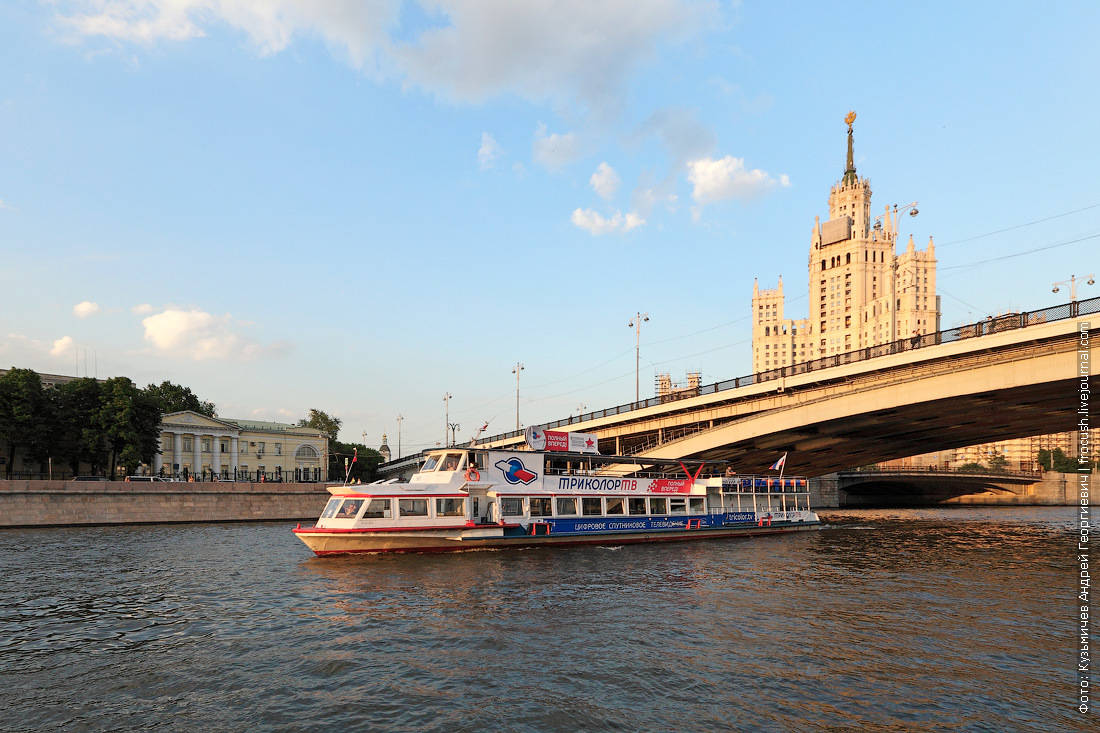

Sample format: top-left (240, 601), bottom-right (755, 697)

top-left (752, 112), bottom-right (940, 373)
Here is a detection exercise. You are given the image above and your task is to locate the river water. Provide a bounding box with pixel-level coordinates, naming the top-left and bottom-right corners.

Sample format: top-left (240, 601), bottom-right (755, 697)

top-left (0, 508), bottom-right (1085, 732)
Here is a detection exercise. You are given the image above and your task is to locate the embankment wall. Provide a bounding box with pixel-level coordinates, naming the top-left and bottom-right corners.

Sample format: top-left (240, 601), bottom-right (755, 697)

top-left (0, 480), bottom-right (331, 528)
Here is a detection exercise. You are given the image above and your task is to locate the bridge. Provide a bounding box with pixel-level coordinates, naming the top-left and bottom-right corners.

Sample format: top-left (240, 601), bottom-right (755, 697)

top-left (468, 297), bottom-right (1095, 479)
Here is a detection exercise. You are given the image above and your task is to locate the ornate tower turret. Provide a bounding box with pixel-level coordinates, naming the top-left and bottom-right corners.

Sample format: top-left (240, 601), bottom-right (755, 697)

top-left (379, 432), bottom-right (391, 463)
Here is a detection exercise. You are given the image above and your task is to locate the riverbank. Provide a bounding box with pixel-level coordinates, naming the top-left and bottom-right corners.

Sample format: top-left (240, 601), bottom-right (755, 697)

top-left (0, 479), bottom-right (330, 528)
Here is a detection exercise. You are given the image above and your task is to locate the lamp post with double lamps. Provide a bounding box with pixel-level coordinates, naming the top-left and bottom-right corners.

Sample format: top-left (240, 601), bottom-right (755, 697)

top-left (628, 312), bottom-right (649, 406)
top-left (512, 363), bottom-right (524, 432)
top-left (1053, 274), bottom-right (1095, 302)
top-left (874, 202), bottom-right (919, 344)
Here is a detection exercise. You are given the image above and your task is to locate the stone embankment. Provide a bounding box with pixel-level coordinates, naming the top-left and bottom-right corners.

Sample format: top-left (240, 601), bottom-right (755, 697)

top-left (0, 479), bottom-right (332, 528)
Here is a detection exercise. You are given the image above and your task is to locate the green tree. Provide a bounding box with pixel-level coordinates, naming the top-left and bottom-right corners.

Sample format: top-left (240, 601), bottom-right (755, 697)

top-left (0, 368), bottom-right (53, 478)
top-left (1037, 448), bottom-right (1052, 471)
top-left (96, 377), bottom-right (162, 478)
top-left (957, 462), bottom-right (986, 473)
top-left (53, 377), bottom-right (107, 476)
top-left (143, 381), bottom-right (215, 416)
top-left (329, 441), bottom-right (382, 484)
top-left (1051, 448), bottom-right (1079, 473)
top-left (987, 450), bottom-right (1008, 473)
top-left (298, 409), bottom-right (342, 443)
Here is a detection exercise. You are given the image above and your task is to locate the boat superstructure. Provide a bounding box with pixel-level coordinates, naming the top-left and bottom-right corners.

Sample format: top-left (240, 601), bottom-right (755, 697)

top-left (293, 447), bottom-right (820, 555)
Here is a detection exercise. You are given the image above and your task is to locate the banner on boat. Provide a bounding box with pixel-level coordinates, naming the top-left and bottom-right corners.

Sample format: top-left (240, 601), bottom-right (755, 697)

top-left (524, 427), bottom-right (599, 454)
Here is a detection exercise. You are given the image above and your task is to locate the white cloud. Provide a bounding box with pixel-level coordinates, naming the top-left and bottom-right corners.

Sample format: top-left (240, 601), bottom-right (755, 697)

top-left (478, 132), bottom-right (501, 170)
top-left (73, 301), bottom-right (100, 319)
top-left (686, 156), bottom-right (789, 220)
top-left (590, 163), bottom-right (620, 200)
top-left (131, 303), bottom-right (155, 314)
top-left (571, 208), bottom-right (645, 236)
top-left (533, 123), bottom-right (582, 170)
top-left (141, 306), bottom-right (291, 361)
top-left (0, 199), bottom-right (15, 212)
top-left (57, 1), bottom-right (712, 114)
top-left (50, 336), bottom-right (75, 357)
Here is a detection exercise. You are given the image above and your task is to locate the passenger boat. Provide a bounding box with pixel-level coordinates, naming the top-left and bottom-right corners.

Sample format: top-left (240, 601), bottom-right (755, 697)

top-left (292, 445), bottom-right (820, 556)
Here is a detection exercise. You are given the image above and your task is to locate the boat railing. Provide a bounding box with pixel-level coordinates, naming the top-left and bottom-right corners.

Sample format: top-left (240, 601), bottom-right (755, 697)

top-left (717, 475), bottom-right (810, 493)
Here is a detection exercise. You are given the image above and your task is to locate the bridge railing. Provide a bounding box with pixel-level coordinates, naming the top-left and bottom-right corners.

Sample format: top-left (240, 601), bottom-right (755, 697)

top-left (468, 295), bottom-right (1099, 448)
top-left (838, 465), bottom-right (1043, 479)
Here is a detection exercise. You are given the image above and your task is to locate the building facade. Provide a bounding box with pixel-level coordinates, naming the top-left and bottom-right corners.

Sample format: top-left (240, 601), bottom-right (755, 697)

top-left (752, 112), bottom-right (939, 372)
top-left (156, 411), bottom-right (328, 481)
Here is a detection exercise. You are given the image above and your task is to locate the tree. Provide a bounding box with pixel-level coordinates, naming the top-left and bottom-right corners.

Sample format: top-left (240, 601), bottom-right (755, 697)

top-left (53, 377), bottom-right (107, 476)
top-left (96, 377), bottom-right (162, 479)
top-left (987, 450), bottom-right (1008, 473)
top-left (0, 368), bottom-right (53, 478)
top-left (1037, 448), bottom-right (1052, 472)
top-left (144, 381), bottom-right (215, 416)
top-left (1051, 448), bottom-right (1079, 473)
top-left (329, 440), bottom-right (382, 483)
top-left (298, 409), bottom-right (342, 443)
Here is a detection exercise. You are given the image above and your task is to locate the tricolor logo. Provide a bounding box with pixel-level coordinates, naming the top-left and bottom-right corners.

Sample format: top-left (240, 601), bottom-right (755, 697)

top-left (495, 457), bottom-right (538, 485)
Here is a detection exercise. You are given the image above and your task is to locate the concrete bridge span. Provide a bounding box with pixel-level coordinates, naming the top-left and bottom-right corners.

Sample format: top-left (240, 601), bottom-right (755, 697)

top-left (476, 313), bottom-right (1091, 479)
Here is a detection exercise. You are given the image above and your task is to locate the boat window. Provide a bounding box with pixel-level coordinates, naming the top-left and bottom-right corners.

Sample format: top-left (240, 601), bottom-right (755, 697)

top-left (669, 498), bottom-right (687, 514)
top-left (582, 498), bottom-right (602, 516)
top-left (362, 498), bottom-right (392, 518)
top-left (399, 498), bottom-right (429, 517)
top-left (649, 497), bottom-right (668, 515)
top-left (336, 499), bottom-right (364, 519)
top-left (530, 497), bottom-right (552, 516)
top-left (320, 498), bottom-right (342, 519)
top-left (436, 497), bottom-right (466, 517)
top-left (501, 498), bottom-right (524, 516)
top-left (440, 453), bottom-right (462, 471)
top-left (605, 497), bottom-right (625, 515)
top-left (556, 498), bottom-right (578, 516)
top-left (628, 497), bottom-right (647, 515)
top-left (421, 454), bottom-right (442, 472)
top-left (689, 497), bottom-right (705, 514)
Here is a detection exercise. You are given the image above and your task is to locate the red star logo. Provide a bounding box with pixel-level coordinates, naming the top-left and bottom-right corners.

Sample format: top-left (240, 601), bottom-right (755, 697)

top-left (585, 438), bottom-right (594, 448)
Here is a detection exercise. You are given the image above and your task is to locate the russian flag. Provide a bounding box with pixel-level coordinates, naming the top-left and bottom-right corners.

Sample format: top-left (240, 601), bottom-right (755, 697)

top-left (769, 453), bottom-right (787, 471)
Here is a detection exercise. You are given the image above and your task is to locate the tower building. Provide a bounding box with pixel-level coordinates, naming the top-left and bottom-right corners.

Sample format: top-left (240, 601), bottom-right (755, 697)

top-left (752, 112), bottom-right (939, 373)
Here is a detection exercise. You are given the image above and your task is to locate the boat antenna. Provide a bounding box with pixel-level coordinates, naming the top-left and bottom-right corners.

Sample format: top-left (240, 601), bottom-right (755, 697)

top-left (468, 420), bottom-right (491, 447)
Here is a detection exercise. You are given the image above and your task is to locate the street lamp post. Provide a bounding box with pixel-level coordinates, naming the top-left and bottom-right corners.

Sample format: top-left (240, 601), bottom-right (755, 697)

top-left (1053, 274), bottom-right (1095, 302)
top-left (875, 202), bottom-right (918, 344)
top-left (512, 363), bottom-right (524, 431)
top-left (628, 311), bottom-right (649, 405)
top-left (396, 414), bottom-right (403, 459)
top-left (443, 393), bottom-right (452, 447)
top-left (449, 422), bottom-right (460, 447)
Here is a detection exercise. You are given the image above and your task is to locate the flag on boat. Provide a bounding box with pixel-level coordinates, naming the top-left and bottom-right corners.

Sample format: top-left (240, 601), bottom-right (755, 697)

top-left (769, 453), bottom-right (787, 471)
top-left (351, 448), bottom-right (358, 468)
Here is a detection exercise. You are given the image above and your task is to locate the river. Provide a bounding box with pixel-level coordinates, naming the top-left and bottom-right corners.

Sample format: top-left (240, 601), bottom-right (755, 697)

top-left (0, 507), bottom-right (1084, 731)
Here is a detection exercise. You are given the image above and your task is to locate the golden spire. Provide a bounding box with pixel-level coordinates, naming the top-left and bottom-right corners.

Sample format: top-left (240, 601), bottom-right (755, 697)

top-left (843, 110), bottom-right (857, 185)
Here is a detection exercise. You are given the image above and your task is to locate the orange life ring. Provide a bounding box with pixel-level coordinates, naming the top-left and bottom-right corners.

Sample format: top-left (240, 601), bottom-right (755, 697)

top-left (465, 468), bottom-right (481, 482)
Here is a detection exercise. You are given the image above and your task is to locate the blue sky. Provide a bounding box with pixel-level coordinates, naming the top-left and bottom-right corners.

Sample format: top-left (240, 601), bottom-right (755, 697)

top-left (2, 1), bottom-right (1098, 454)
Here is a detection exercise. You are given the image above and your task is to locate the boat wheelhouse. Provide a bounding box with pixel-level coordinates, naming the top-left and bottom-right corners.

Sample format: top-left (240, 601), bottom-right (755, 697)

top-left (293, 447), bottom-right (820, 555)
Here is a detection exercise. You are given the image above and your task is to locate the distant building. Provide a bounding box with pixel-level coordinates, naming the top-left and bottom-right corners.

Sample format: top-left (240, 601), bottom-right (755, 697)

top-left (379, 432), bottom-right (392, 463)
top-left (656, 371), bottom-right (701, 403)
top-left (157, 411), bottom-right (328, 481)
top-left (751, 112), bottom-right (939, 373)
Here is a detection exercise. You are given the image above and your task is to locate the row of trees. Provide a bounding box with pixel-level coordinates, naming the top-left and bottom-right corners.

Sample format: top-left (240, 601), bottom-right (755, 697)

top-left (0, 368), bottom-right (382, 481)
top-left (0, 369), bottom-right (216, 479)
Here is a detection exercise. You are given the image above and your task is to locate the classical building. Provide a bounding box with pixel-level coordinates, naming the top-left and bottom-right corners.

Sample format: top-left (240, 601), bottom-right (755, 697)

top-left (156, 411), bottom-right (328, 481)
top-left (752, 111), bottom-right (940, 372)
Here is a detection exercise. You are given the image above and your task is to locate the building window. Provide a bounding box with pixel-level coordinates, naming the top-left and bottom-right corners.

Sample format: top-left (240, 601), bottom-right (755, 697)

top-left (182, 438), bottom-right (192, 452)
top-left (275, 444), bottom-right (282, 456)
top-left (201, 439), bottom-right (211, 453)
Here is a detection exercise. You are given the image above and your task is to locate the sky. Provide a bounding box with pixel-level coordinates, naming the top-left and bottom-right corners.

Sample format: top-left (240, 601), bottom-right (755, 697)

top-left (2, 1), bottom-right (1098, 456)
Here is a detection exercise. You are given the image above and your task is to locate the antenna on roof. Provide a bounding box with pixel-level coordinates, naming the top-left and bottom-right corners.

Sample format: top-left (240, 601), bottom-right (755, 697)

top-left (468, 420), bottom-right (491, 447)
